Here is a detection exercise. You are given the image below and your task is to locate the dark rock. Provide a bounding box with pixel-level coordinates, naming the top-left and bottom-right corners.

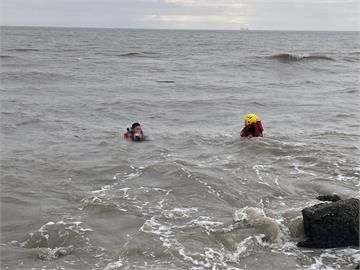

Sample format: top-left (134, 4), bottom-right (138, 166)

top-left (297, 198), bottom-right (359, 248)
top-left (316, 194), bottom-right (341, 202)
top-left (355, 263), bottom-right (359, 269)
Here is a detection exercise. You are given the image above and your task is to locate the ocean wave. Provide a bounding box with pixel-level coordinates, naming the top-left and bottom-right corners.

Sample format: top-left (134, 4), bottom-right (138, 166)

top-left (92, 51), bottom-right (161, 59)
top-left (304, 248), bottom-right (360, 270)
top-left (343, 52), bottom-right (360, 62)
top-left (80, 197), bottom-right (128, 213)
top-left (343, 57), bottom-right (359, 62)
top-left (248, 101), bottom-right (267, 107)
top-left (156, 80), bottom-right (175, 83)
top-left (7, 48), bottom-right (40, 52)
top-left (35, 246), bottom-right (74, 261)
top-left (57, 48), bottom-right (82, 52)
top-left (269, 53), bottom-right (335, 62)
top-left (117, 51), bottom-right (161, 58)
top-left (20, 221), bottom-right (93, 248)
top-left (2, 71), bottom-right (73, 82)
top-left (154, 132), bottom-right (314, 161)
top-left (0, 55), bottom-right (15, 58)
top-left (233, 207), bottom-right (283, 243)
top-left (15, 220), bottom-right (93, 260)
top-left (335, 113), bottom-right (356, 118)
top-left (16, 118), bottom-right (43, 126)
top-left (335, 87), bottom-right (358, 94)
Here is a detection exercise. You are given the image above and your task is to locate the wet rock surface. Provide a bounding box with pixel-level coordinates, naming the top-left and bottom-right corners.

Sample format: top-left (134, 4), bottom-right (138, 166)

top-left (298, 198), bottom-right (359, 248)
top-left (316, 194), bottom-right (341, 202)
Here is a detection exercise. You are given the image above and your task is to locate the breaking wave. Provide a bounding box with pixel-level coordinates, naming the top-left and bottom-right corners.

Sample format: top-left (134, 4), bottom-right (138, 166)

top-left (269, 53), bottom-right (335, 62)
top-left (232, 207), bottom-right (284, 243)
top-left (15, 221), bottom-right (93, 260)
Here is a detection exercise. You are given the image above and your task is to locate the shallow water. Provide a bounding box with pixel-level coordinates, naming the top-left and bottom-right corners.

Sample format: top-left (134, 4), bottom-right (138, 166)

top-left (1, 27), bottom-right (359, 269)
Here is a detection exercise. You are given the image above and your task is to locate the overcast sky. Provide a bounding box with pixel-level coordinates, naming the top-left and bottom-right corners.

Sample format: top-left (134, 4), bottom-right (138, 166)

top-left (1, 0), bottom-right (359, 31)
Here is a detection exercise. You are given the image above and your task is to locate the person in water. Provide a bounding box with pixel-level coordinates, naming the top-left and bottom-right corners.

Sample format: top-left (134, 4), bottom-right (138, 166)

top-left (241, 114), bottom-right (264, 138)
top-left (124, 122), bottom-right (146, 142)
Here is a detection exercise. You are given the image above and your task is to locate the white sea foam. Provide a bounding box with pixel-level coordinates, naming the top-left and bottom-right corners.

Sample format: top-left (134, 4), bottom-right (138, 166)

top-left (104, 259), bottom-right (123, 270)
top-left (162, 207), bottom-right (198, 219)
top-left (233, 207), bottom-right (283, 243)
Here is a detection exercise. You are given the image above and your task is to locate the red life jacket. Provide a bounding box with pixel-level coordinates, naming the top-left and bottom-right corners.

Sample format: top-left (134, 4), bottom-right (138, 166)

top-left (241, 121), bottom-right (264, 138)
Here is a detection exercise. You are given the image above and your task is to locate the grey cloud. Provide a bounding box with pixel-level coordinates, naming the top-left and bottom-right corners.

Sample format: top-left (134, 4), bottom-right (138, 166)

top-left (1, 0), bottom-right (359, 30)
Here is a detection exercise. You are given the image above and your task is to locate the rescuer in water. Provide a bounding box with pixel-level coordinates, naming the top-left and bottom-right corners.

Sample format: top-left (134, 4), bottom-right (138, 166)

top-left (241, 114), bottom-right (264, 138)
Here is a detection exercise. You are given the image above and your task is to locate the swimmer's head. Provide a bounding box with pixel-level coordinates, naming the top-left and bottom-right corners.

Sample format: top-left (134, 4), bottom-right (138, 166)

top-left (131, 122), bottom-right (142, 134)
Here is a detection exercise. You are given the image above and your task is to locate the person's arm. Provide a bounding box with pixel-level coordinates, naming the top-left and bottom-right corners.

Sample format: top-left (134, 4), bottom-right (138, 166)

top-left (241, 126), bottom-right (250, 137)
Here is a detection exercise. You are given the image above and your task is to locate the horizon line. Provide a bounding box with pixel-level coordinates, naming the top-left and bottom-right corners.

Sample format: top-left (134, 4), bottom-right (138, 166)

top-left (1, 24), bottom-right (359, 32)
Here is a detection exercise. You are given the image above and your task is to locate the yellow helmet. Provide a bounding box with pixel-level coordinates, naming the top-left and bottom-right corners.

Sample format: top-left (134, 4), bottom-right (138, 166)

top-left (244, 113), bottom-right (259, 126)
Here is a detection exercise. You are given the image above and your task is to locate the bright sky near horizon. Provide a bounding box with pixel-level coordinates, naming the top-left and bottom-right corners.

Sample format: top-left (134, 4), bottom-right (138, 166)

top-left (1, 0), bottom-right (359, 31)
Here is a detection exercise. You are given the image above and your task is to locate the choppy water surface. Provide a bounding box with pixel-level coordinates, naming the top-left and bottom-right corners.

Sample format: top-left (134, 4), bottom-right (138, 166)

top-left (1, 27), bottom-right (359, 269)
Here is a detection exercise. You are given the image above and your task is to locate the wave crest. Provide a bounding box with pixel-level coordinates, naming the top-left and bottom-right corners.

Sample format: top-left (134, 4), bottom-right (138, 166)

top-left (233, 207), bottom-right (283, 243)
top-left (269, 53), bottom-right (335, 62)
top-left (7, 48), bottom-right (40, 52)
top-left (118, 51), bottom-right (160, 58)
